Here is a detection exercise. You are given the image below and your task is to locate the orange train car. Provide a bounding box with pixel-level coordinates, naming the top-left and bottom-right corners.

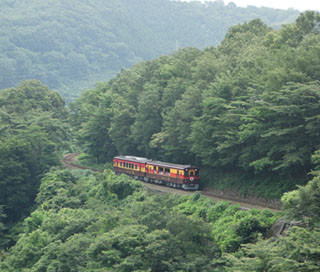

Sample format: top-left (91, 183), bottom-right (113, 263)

top-left (113, 155), bottom-right (200, 190)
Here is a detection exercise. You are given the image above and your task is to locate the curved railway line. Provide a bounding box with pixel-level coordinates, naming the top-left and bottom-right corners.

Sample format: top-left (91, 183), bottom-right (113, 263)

top-left (62, 153), bottom-right (281, 212)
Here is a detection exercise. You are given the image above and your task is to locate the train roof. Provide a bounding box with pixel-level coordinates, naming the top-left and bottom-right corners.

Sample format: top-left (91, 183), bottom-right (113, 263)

top-left (114, 155), bottom-right (151, 164)
top-left (147, 160), bottom-right (199, 170)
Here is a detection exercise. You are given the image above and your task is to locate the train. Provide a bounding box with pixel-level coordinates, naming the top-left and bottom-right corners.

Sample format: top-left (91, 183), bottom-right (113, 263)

top-left (113, 155), bottom-right (200, 190)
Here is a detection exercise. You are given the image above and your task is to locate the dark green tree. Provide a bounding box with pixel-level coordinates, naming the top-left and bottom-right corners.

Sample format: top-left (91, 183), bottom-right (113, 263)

top-left (79, 92), bottom-right (116, 162)
top-left (240, 82), bottom-right (320, 176)
top-left (0, 80), bottom-right (69, 225)
top-left (224, 227), bottom-right (320, 272)
top-left (108, 94), bottom-right (136, 155)
top-left (282, 174), bottom-right (320, 226)
top-left (131, 87), bottom-right (162, 157)
top-left (0, 206), bottom-right (7, 249)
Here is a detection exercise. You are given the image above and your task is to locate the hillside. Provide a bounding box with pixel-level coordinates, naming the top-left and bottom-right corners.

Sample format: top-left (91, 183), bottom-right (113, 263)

top-left (0, 0), bottom-right (299, 100)
top-left (0, 169), bottom-right (279, 271)
top-left (0, 80), bottom-right (70, 246)
top-left (71, 11), bottom-right (320, 199)
top-left (1, 167), bottom-right (320, 271)
top-left (1, 9), bottom-right (320, 271)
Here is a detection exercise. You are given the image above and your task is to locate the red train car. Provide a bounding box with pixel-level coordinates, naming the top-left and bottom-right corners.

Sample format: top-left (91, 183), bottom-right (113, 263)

top-left (113, 155), bottom-right (200, 190)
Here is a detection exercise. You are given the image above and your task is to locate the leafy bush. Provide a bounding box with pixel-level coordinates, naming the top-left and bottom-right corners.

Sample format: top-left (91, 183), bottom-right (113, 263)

top-left (174, 194), bottom-right (278, 253)
top-left (0, 169), bottom-right (278, 271)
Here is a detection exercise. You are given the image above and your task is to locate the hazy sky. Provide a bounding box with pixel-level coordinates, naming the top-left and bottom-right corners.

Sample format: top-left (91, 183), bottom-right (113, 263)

top-left (182, 0), bottom-right (320, 11)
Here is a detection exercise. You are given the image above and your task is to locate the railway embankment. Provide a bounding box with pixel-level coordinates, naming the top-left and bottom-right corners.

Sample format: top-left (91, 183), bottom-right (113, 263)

top-left (62, 153), bottom-right (281, 212)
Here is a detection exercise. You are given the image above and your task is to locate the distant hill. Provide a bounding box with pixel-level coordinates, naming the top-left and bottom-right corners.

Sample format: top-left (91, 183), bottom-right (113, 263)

top-left (0, 0), bottom-right (299, 99)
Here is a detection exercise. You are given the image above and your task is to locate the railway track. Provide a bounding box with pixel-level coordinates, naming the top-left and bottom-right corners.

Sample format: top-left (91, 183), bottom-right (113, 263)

top-left (62, 153), bottom-right (103, 172)
top-left (62, 153), bottom-right (281, 212)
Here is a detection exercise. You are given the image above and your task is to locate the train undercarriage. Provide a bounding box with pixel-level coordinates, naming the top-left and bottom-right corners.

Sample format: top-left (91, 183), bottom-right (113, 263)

top-left (115, 171), bottom-right (200, 191)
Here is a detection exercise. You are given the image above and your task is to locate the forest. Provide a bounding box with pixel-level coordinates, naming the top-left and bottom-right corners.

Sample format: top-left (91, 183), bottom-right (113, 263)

top-left (0, 7), bottom-right (320, 272)
top-left (72, 11), bottom-right (320, 199)
top-left (0, 80), bottom-right (70, 240)
top-left (1, 166), bottom-right (320, 271)
top-left (0, 0), bottom-right (299, 100)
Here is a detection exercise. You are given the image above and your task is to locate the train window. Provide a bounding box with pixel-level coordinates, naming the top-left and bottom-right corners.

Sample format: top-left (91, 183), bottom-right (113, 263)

top-left (190, 171), bottom-right (194, 176)
top-left (135, 164), bottom-right (137, 170)
top-left (129, 163), bottom-right (132, 168)
top-left (165, 168), bottom-right (170, 176)
top-left (184, 169), bottom-right (189, 177)
top-left (120, 162), bottom-right (123, 167)
top-left (195, 169), bottom-right (199, 177)
top-left (159, 167), bottom-right (163, 174)
top-left (125, 162), bottom-right (128, 168)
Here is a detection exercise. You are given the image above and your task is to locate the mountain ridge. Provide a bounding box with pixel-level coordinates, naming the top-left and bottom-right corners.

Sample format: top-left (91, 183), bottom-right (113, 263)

top-left (0, 0), bottom-right (299, 99)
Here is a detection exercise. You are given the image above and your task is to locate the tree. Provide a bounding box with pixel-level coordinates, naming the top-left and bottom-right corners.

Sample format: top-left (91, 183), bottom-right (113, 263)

top-left (282, 174), bottom-right (320, 226)
top-left (108, 94), bottom-right (136, 155)
top-left (160, 85), bottom-right (202, 164)
top-left (0, 206), bottom-right (7, 249)
top-left (0, 80), bottom-right (69, 225)
top-left (131, 87), bottom-right (162, 157)
top-left (0, 137), bottom-right (36, 223)
top-left (78, 91), bottom-right (116, 162)
top-left (224, 227), bottom-right (320, 272)
top-left (240, 82), bottom-right (320, 176)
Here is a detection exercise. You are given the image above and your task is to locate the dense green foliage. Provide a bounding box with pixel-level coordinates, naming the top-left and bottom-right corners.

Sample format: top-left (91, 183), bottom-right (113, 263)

top-left (0, 0), bottom-right (299, 99)
top-left (1, 5), bottom-right (320, 271)
top-left (2, 168), bottom-right (319, 271)
top-left (282, 174), bottom-right (320, 227)
top-left (0, 207), bottom-right (7, 249)
top-left (0, 80), bottom-right (70, 247)
top-left (224, 227), bottom-right (320, 271)
top-left (222, 174), bottom-right (320, 272)
top-left (72, 12), bottom-right (320, 198)
top-left (0, 169), bottom-right (277, 271)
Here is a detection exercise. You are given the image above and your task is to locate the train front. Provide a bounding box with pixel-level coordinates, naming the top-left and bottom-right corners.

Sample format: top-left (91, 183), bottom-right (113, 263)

top-left (182, 166), bottom-right (200, 190)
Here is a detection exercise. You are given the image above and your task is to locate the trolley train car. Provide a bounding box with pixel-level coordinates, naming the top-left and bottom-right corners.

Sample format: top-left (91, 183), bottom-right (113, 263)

top-left (113, 155), bottom-right (200, 190)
